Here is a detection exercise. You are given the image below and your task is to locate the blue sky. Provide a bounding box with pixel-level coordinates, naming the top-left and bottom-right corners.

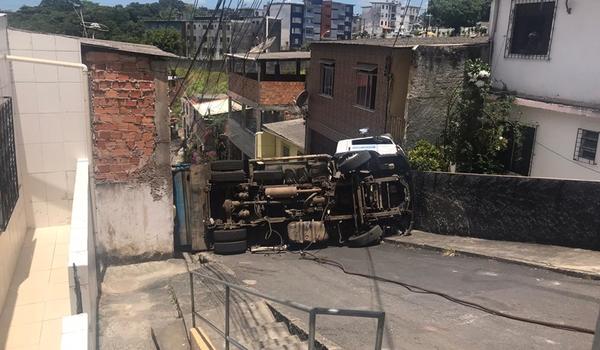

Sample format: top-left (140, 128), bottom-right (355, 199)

top-left (2, 0), bottom-right (428, 13)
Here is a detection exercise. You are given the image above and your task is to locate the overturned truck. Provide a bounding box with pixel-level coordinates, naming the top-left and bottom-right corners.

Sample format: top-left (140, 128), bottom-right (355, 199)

top-left (204, 135), bottom-right (413, 254)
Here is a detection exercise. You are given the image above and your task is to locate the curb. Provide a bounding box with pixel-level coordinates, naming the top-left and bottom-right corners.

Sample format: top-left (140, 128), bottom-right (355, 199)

top-left (382, 238), bottom-right (600, 281)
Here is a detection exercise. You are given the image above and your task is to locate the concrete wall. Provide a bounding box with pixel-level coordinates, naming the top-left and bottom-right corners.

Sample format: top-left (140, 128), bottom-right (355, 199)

top-left (413, 171), bottom-right (600, 250)
top-left (404, 44), bottom-right (489, 149)
top-left (0, 15), bottom-right (29, 314)
top-left (490, 0), bottom-right (600, 106)
top-left (84, 49), bottom-right (173, 262)
top-left (8, 29), bottom-right (91, 228)
top-left (514, 104), bottom-right (600, 181)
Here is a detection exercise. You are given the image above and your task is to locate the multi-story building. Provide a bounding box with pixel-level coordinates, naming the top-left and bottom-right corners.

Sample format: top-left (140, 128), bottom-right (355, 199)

top-left (266, 3), bottom-right (305, 50)
top-left (305, 37), bottom-right (488, 154)
top-left (225, 51), bottom-right (310, 159)
top-left (361, 0), bottom-right (420, 37)
top-left (489, 0), bottom-right (600, 180)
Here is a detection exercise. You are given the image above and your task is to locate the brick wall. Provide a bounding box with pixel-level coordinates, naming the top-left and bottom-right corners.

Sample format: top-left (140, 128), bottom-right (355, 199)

top-left (228, 73), bottom-right (260, 104)
top-left (86, 50), bottom-right (157, 182)
top-left (259, 81), bottom-right (304, 105)
top-left (307, 44), bottom-right (391, 144)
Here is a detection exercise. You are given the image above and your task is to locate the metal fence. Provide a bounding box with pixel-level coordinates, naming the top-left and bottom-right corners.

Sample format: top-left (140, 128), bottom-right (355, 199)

top-left (0, 97), bottom-right (19, 232)
top-left (190, 269), bottom-right (386, 350)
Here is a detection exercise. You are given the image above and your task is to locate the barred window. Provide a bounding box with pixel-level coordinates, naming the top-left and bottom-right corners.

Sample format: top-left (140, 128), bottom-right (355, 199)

top-left (573, 129), bottom-right (598, 164)
top-left (320, 61), bottom-right (335, 97)
top-left (0, 97), bottom-right (19, 232)
top-left (505, 0), bottom-right (557, 59)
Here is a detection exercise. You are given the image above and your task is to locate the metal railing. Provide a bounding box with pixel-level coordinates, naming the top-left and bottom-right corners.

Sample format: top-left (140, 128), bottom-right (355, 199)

top-left (190, 269), bottom-right (385, 350)
top-left (0, 97), bottom-right (18, 232)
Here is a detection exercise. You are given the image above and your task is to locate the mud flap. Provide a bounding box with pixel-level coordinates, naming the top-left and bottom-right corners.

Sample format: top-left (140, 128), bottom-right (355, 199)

top-left (347, 225), bottom-right (383, 247)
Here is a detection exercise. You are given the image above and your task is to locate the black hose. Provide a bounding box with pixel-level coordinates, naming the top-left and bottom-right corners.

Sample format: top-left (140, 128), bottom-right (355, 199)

top-left (299, 252), bottom-right (596, 335)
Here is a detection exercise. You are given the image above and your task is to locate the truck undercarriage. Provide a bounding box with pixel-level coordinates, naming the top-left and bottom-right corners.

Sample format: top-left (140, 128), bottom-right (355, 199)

top-left (205, 137), bottom-right (413, 254)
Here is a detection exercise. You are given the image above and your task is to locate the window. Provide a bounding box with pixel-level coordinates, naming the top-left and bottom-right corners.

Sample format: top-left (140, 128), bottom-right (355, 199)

top-left (320, 61), bottom-right (335, 97)
top-left (573, 129), bottom-right (599, 164)
top-left (282, 144), bottom-right (290, 156)
top-left (292, 27), bottom-right (302, 34)
top-left (292, 17), bottom-right (302, 24)
top-left (0, 97), bottom-right (18, 232)
top-left (293, 38), bottom-right (300, 44)
top-left (506, 0), bottom-right (556, 59)
top-left (356, 65), bottom-right (377, 110)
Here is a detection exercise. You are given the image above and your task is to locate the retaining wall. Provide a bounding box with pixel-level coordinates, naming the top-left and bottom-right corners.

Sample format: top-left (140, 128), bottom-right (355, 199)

top-left (413, 171), bottom-right (600, 250)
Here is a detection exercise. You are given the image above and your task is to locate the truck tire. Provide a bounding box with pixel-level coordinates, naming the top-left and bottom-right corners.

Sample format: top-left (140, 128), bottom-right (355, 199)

top-left (213, 228), bottom-right (247, 243)
top-left (211, 160), bottom-right (244, 172)
top-left (338, 151), bottom-right (371, 174)
top-left (347, 225), bottom-right (382, 247)
top-left (211, 170), bottom-right (246, 183)
top-left (253, 170), bottom-right (284, 184)
top-left (214, 240), bottom-right (247, 255)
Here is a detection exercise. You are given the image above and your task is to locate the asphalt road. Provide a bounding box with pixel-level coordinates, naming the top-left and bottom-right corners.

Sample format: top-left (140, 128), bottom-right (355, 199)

top-left (212, 242), bottom-right (600, 350)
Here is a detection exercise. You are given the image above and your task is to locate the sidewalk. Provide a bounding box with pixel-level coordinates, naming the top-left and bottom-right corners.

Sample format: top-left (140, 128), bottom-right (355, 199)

top-left (384, 230), bottom-right (600, 279)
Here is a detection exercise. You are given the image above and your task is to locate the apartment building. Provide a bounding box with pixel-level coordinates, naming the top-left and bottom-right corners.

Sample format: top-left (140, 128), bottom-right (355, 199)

top-left (489, 0), bottom-right (600, 180)
top-left (266, 3), bottom-right (305, 50)
top-left (304, 0), bottom-right (353, 42)
top-left (361, 0), bottom-right (421, 36)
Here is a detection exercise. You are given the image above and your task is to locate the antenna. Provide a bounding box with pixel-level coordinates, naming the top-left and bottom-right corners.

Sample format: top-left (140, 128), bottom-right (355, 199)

top-left (83, 22), bottom-right (109, 39)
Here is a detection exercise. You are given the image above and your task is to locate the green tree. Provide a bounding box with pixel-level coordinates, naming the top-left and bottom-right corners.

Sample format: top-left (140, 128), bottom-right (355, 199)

top-left (142, 27), bottom-right (182, 55)
top-left (408, 140), bottom-right (447, 172)
top-left (428, 0), bottom-right (489, 33)
top-left (442, 59), bottom-right (519, 174)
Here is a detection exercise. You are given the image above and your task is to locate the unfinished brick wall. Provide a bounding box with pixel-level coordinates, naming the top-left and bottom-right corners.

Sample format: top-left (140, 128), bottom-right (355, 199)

top-left (259, 81), bottom-right (305, 105)
top-left (85, 50), bottom-right (157, 182)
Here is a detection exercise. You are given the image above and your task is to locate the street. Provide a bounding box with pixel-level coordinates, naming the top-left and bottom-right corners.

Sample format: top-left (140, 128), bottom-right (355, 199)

top-left (211, 242), bottom-right (600, 350)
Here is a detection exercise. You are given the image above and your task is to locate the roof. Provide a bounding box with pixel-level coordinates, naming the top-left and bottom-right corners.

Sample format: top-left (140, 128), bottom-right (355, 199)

top-left (80, 37), bottom-right (178, 58)
top-left (191, 98), bottom-right (241, 117)
top-left (227, 51), bottom-right (311, 61)
top-left (262, 118), bottom-right (305, 150)
top-left (311, 36), bottom-right (489, 48)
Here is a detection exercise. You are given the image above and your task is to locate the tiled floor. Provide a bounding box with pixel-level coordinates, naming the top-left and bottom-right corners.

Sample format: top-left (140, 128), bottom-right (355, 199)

top-left (0, 226), bottom-right (71, 350)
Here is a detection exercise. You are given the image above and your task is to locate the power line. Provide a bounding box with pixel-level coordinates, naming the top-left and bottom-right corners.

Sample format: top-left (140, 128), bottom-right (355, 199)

top-left (535, 141), bottom-right (600, 176)
top-left (392, 0), bottom-right (413, 47)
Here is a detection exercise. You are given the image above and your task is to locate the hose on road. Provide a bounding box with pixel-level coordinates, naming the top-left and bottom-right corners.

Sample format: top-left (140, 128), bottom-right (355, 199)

top-left (298, 252), bottom-right (596, 335)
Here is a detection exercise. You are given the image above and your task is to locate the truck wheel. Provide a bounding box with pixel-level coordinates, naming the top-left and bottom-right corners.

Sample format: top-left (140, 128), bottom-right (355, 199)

top-left (213, 228), bottom-right (247, 243)
top-left (211, 170), bottom-right (246, 183)
top-left (347, 225), bottom-right (383, 247)
top-left (211, 160), bottom-right (244, 172)
top-left (338, 151), bottom-right (371, 174)
top-left (253, 170), bottom-right (284, 184)
top-left (214, 240), bottom-right (247, 255)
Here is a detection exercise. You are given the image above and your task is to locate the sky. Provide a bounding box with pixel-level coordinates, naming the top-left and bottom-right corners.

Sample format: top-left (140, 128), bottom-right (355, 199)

top-left (2, 0), bottom-right (427, 12)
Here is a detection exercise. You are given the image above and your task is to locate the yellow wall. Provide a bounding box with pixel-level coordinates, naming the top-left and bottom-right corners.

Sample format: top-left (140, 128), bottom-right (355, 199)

top-left (255, 131), bottom-right (302, 158)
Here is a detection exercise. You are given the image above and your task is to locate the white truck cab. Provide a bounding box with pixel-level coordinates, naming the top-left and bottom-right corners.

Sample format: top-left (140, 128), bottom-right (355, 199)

top-left (335, 135), bottom-right (404, 156)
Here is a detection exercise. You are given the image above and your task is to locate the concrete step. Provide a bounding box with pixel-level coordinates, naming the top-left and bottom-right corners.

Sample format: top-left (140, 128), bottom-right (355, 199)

top-left (251, 335), bottom-right (305, 349)
top-left (261, 341), bottom-right (309, 350)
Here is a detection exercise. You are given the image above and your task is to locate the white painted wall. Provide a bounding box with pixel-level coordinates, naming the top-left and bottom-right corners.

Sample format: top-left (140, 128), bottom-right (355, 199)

top-left (490, 0), bottom-right (600, 105)
top-left (0, 14), bottom-right (28, 317)
top-left (515, 105), bottom-right (600, 181)
top-left (8, 29), bottom-right (91, 228)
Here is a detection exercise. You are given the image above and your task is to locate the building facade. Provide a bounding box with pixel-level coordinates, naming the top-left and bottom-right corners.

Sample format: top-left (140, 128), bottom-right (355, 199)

top-left (489, 0), bottom-right (600, 180)
top-left (226, 51), bottom-right (310, 159)
top-left (305, 37), bottom-right (488, 154)
top-left (267, 3), bottom-right (305, 50)
top-left (361, 0), bottom-right (420, 37)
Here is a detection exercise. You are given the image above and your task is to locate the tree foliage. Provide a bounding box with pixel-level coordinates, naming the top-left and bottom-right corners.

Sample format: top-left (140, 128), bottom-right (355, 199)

top-left (408, 140), bottom-right (447, 172)
top-left (442, 59), bottom-right (520, 174)
top-left (428, 0), bottom-right (490, 32)
top-left (5, 0), bottom-right (197, 44)
top-left (143, 27), bottom-right (182, 54)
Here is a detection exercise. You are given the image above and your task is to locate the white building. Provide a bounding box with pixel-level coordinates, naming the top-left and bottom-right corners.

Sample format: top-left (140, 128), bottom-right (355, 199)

top-left (489, 0), bottom-right (600, 181)
top-left (361, 0), bottom-right (420, 37)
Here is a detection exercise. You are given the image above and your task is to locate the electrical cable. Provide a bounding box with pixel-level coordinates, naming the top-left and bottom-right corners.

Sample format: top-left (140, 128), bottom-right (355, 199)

top-left (297, 252), bottom-right (596, 335)
top-left (535, 141), bottom-right (600, 176)
top-left (392, 0), bottom-right (413, 47)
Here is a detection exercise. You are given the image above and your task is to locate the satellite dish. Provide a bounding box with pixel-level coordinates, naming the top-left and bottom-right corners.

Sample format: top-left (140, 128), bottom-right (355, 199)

top-left (295, 90), bottom-right (308, 107)
top-left (249, 37), bottom-right (276, 53)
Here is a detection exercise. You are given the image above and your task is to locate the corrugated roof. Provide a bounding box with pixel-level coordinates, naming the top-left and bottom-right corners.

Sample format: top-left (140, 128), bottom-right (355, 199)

top-left (80, 37), bottom-right (178, 58)
top-left (262, 118), bottom-right (305, 150)
top-left (311, 36), bottom-right (489, 48)
top-left (191, 98), bottom-right (241, 117)
top-left (226, 51), bottom-right (311, 61)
